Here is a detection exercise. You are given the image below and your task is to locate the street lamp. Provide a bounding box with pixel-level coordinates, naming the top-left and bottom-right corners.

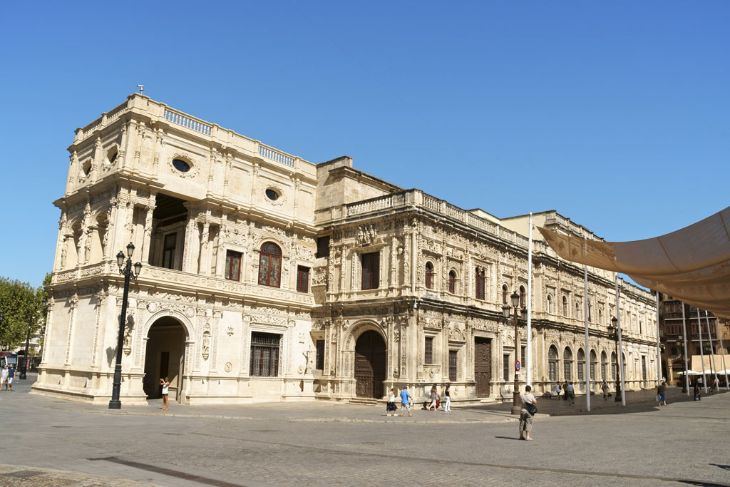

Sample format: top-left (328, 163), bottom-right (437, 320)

top-left (677, 336), bottom-right (688, 393)
top-left (19, 309), bottom-right (34, 380)
top-left (109, 242), bottom-right (142, 410)
top-left (503, 291), bottom-right (525, 415)
top-left (608, 317), bottom-right (621, 402)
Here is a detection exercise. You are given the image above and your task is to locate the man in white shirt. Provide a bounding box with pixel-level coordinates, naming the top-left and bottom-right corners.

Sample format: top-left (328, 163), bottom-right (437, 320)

top-left (519, 385), bottom-right (537, 441)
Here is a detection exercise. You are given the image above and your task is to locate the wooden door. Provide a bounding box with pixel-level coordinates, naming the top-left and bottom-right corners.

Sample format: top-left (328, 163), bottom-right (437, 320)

top-left (355, 331), bottom-right (386, 398)
top-left (474, 337), bottom-right (492, 397)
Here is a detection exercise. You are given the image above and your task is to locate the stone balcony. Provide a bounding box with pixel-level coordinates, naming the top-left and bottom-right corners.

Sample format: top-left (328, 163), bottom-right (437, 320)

top-left (52, 261), bottom-right (314, 307)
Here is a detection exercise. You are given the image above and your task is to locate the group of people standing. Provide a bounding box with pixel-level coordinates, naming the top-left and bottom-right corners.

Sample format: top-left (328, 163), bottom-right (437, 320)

top-left (0, 365), bottom-right (15, 391)
top-left (385, 383), bottom-right (452, 417)
top-left (551, 381), bottom-right (576, 404)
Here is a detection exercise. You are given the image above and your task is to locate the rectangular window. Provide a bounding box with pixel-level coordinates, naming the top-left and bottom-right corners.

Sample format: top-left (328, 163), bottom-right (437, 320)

top-left (424, 337), bottom-right (434, 364)
top-left (475, 269), bottom-right (485, 300)
top-left (503, 353), bottom-right (510, 382)
top-left (315, 340), bottom-right (325, 371)
top-left (520, 346), bottom-right (526, 369)
top-left (297, 266), bottom-right (310, 293)
top-left (162, 233), bottom-right (177, 269)
top-left (225, 250), bottom-right (242, 281)
top-left (361, 252), bottom-right (380, 290)
top-left (449, 350), bottom-right (458, 382)
top-left (316, 236), bottom-right (330, 258)
top-left (250, 332), bottom-right (281, 377)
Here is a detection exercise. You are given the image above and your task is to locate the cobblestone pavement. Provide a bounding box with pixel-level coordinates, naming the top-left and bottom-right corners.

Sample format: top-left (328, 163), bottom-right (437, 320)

top-left (3, 376), bottom-right (729, 486)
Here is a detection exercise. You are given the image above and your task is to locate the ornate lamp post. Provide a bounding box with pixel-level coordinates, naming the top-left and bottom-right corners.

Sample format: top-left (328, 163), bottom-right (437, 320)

top-left (109, 242), bottom-right (142, 410)
top-left (503, 291), bottom-right (526, 415)
top-left (608, 317), bottom-right (621, 402)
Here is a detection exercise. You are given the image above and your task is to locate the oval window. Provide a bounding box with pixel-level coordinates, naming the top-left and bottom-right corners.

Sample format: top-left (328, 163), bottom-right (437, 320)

top-left (172, 158), bottom-right (191, 172)
top-left (265, 189), bottom-right (280, 201)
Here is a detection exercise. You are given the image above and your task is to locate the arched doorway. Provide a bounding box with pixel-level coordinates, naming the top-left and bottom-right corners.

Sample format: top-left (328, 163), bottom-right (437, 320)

top-left (354, 330), bottom-right (386, 399)
top-left (143, 316), bottom-right (187, 402)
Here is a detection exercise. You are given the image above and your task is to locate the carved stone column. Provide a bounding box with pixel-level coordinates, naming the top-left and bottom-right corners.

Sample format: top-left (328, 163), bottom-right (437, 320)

top-left (141, 193), bottom-right (156, 264)
top-left (181, 212), bottom-right (200, 273)
top-left (199, 222), bottom-right (210, 275)
top-left (53, 211), bottom-right (68, 271)
top-left (65, 293), bottom-right (79, 366)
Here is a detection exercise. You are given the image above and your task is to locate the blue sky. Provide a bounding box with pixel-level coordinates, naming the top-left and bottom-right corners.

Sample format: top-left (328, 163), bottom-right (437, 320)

top-left (1, 1), bottom-right (728, 287)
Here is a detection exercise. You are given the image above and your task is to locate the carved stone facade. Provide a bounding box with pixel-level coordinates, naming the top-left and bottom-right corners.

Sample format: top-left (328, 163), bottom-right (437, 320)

top-left (35, 94), bottom-right (658, 406)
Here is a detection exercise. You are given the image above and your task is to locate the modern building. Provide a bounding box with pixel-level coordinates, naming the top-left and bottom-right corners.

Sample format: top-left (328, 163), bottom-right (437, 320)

top-left (34, 95), bottom-right (659, 405)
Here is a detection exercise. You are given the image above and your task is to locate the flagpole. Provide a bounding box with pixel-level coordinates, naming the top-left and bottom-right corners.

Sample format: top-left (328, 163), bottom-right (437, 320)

top-left (680, 303), bottom-right (690, 396)
top-left (704, 310), bottom-right (718, 389)
top-left (655, 292), bottom-right (662, 385)
top-left (696, 308), bottom-right (708, 394)
top-left (584, 264), bottom-right (590, 412)
top-left (527, 212), bottom-right (533, 389)
top-left (616, 276), bottom-right (626, 406)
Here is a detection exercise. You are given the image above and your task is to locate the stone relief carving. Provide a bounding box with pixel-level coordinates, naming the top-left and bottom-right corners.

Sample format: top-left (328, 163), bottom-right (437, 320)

top-left (202, 323), bottom-right (211, 360)
top-left (356, 224), bottom-right (377, 246)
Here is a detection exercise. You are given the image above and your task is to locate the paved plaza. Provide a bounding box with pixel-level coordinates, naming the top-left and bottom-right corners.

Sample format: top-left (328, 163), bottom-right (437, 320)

top-left (2, 376), bottom-right (729, 486)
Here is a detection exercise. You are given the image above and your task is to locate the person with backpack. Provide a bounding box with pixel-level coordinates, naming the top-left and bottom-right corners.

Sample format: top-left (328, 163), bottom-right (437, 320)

top-left (519, 385), bottom-right (537, 440)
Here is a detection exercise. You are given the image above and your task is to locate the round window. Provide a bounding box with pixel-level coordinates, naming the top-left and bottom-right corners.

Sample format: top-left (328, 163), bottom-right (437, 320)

top-left (172, 158), bottom-right (191, 172)
top-left (265, 189), bottom-right (280, 201)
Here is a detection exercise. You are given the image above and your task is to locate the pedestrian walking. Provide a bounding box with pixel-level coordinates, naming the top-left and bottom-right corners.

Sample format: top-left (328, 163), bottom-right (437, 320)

top-left (566, 382), bottom-right (575, 405)
top-left (386, 388), bottom-right (397, 416)
top-left (399, 386), bottom-right (412, 417)
top-left (562, 381), bottom-right (568, 401)
top-left (160, 377), bottom-right (170, 413)
top-left (552, 382), bottom-right (561, 399)
top-left (601, 380), bottom-right (610, 400)
top-left (7, 366), bottom-right (15, 391)
top-left (713, 376), bottom-right (720, 392)
top-left (519, 385), bottom-right (537, 441)
top-left (693, 380), bottom-right (701, 401)
top-left (427, 384), bottom-right (439, 411)
top-left (443, 384), bottom-right (452, 412)
top-left (656, 379), bottom-right (667, 406)
top-left (0, 366), bottom-right (7, 391)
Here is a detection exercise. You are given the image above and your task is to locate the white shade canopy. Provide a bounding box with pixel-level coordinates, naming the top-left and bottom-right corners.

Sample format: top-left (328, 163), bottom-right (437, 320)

top-left (538, 206), bottom-right (730, 319)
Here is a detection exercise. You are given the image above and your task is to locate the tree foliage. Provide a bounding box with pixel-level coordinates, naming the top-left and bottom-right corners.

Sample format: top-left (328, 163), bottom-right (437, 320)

top-left (0, 275), bottom-right (48, 350)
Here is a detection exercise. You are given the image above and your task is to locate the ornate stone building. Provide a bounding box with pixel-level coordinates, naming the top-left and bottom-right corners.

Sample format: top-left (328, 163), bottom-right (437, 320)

top-left (34, 95), bottom-right (659, 405)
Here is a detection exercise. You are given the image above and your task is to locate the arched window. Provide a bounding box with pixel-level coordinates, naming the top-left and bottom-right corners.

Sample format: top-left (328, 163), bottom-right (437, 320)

top-left (548, 346), bottom-right (559, 382)
top-left (598, 307), bottom-right (603, 324)
top-left (502, 284), bottom-right (508, 304)
top-left (547, 295), bottom-right (553, 314)
top-left (563, 347), bottom-right (573, 381)
top-left (590, 350), bottom-right (597, 379)
top-left (611, 352), bottom-right (617, 381)
top-left (475, 267), bottom-right (486, 300)
top-left (258, 242), bottom-right (282, 288)
top-left (448, 270), bottom-right (457, 294)
top-left (519, 285), bottom-right (526, 308)
top-left (577, 348), bottom-right (585, 381)
top-left (601, 351), bottom-right (608, 380)
top-left (425, 262), bottom-right (434, 290)
top-left (562, 296), bottom-right (568, 316)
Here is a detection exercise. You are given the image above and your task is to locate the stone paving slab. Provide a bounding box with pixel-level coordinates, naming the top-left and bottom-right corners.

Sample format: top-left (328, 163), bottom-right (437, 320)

top-left (0, 464), bottom-right (153, 486)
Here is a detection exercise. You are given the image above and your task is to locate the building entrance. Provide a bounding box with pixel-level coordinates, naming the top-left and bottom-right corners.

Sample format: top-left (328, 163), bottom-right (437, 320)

top-left (474, 337), bottom-right (492, 397)
top-left (143, 317), bottom-right (186, 402)
top-left (354, 330), bottom-right (386, 399)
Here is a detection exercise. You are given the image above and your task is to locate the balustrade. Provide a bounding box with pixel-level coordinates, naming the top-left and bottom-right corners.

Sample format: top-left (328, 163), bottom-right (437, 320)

top-left (258, 144), bottom-right (295, 167)
top-left (163, 108), bottom-right (212, 135)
